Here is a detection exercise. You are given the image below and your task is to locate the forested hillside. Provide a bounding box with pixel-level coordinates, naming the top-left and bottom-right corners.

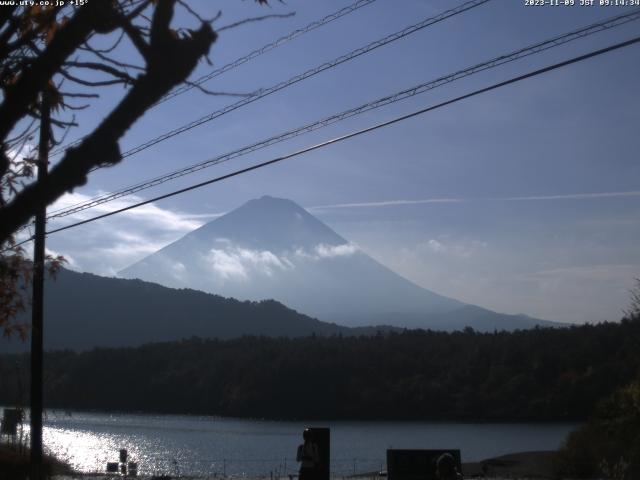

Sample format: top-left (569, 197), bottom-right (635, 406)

top-left (1, 318), bottom-right (639, 421)
top-left (1, 268), bottom-right (351, 352)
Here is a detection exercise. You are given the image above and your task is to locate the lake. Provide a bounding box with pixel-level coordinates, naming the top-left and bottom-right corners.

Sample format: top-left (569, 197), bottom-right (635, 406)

top-left (22, 410), bottom-right (577, 477)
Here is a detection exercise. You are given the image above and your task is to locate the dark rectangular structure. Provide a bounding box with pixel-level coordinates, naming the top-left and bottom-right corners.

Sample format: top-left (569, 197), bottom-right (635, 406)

top-left (308, 427), bottom-right (330, 480)
top-left (387, 449), bottom-right (462, 480)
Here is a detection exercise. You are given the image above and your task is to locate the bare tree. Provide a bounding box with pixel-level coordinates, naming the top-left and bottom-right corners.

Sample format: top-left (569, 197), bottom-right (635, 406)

top-left (0, 0), bottom-right (270, 337)
top-left (626, 278), bottom-right (640, 319)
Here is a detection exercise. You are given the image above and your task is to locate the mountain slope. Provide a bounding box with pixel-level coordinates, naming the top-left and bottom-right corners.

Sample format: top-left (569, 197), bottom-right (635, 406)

top-left (120, 196), bottom-right (556, 330)
top-left (0, 268), bottom-right (351, 353)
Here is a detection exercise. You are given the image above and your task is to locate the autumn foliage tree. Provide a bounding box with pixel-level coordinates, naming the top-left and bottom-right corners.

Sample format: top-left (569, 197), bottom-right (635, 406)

top-left (555, 378), bottom-right (640, 479)
top-left (0, 0), bottom-right (268, 337)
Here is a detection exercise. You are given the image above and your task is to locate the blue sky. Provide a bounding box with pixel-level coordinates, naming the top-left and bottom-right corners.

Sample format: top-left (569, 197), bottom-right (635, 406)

top-left (33, 0), bottom-right (640, 324)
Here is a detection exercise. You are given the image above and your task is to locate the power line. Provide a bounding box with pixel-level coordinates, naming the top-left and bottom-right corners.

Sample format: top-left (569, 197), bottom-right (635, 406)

top-left (35, 35), bottom-right (640, 240)
top-left (49, 0), bottom-right (490, 169)
top-left (7, 33), bottom-right (639, 251)
top-left (43, 8), bottom-right (640, 222)
top-left (157, 0), bottom-right (378, 105)
top-left (48, 0), bottom-right (379, 157)
top-left (46, 0), bottom-right (491, 218)
top-left (117, 0), bottom-right (490, 159)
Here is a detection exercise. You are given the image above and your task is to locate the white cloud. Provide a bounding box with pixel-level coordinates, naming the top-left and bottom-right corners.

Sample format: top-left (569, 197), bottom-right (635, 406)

top-left (49, 192), bottom-right (213, 233)
top-left (206, 249), bottom-right (248, 281)
top-left (45, 247), bottom-right (77, 268)
top-left (311, 198), bottom-right (463, 210)
top-left (99, 239), bottom-right (165, 262)
top-left (423, 238), bottom-right (485, 259)
top-left (203, 242), bottom-right (357, 283)
top-left (426, 239), bottom-right (445, 253)
top-left (205, 245), bottom-right (294, 282)
top-left (315, 243), bottom-right (359, 258)
top-left (37, 192), bottom-right (359, 281)
top-left (238, 248), bottom-right (293, 272)
top-left (309, 191), bottom-right (640, 211)
top-left (375, 232), bottom-right (639, 324)
top-left (294, 243), bottom-right (359, 260)
top-left (171, 261), bottom-right (187, 281)
top-left (506, 191), bottom-right (640, 202)
top-left (42, 192), bottom-right (218, 275)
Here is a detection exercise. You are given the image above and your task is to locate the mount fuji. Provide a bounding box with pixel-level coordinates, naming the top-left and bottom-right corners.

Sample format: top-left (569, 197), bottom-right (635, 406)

top-left (119, 196), bottom-right (554, 331)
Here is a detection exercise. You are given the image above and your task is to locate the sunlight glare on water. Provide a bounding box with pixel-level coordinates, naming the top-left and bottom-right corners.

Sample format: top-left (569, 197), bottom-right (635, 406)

top-left (44, 427), bottom-right (119, 473)
top-left (16, 409), bottom-right (579, 477)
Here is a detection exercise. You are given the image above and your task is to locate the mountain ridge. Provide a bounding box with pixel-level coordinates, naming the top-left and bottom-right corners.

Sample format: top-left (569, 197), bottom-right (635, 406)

top-left (120, 196), bottom-right (557, 331)
top-left (1, 268), bottom-right (359, 353)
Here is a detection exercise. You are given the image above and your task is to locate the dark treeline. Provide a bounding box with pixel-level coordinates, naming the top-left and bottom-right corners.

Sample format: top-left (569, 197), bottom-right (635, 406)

top-left (1, 318), bottom-right (639, 421)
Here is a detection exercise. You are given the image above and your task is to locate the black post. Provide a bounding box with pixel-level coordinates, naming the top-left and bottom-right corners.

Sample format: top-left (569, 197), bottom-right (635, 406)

top-left (30, 90), bottom-right (50, 480)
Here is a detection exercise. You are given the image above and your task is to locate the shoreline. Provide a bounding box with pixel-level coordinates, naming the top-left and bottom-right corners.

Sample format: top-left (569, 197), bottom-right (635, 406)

top-left (15, 404), bottom-right (585, 425)
top-left (462, 450), bottom-right (557, 478)
top-left (45, 451), bottom-right (559, 480)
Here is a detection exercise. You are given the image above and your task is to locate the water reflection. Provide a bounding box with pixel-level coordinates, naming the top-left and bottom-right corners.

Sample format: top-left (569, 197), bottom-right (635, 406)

top-left (18, 409), bottom-right (579, 477)
top-left (44, 427), bottom-right (121, 473)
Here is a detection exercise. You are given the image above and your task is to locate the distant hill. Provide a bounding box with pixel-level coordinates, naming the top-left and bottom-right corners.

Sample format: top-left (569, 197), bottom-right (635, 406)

top-left (0, 268), bottom-right (352, 353)
top-left (2, 318), bottom-right (637, 420)
top-left (120, 195), bottom-right (558, 331)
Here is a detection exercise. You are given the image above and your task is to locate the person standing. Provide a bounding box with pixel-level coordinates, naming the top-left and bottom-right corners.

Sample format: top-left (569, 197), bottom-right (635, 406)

top-left (435, 453), bottom-right (462, 480)
top-left (296, 428), bottom-right (320, 480)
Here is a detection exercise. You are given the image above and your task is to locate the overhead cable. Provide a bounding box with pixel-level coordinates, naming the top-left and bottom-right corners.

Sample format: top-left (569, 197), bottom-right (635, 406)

top-left (157, 0), bottom-right (379, 105)
top-left (49, 0), bottom-right (379, 157)
top-left (49, 0), bottom-right (491, 165)
top-left (44, 8), bottom-right (640, 221)
top-left (34, 35), bottom-right (640, 240)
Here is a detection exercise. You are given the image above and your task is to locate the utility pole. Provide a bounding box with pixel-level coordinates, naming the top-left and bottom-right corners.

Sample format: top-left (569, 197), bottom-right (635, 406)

top-left (30, 89), bottom-right (50, 480)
